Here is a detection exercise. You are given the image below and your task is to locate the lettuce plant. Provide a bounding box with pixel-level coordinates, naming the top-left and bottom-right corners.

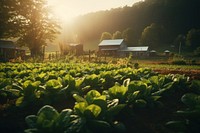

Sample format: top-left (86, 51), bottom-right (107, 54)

top-left (25, 105), bottom-right (84, 133)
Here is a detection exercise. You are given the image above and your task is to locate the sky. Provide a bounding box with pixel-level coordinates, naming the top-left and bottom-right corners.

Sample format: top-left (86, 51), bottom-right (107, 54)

top-left (48, 0), bottom-right (142, 23)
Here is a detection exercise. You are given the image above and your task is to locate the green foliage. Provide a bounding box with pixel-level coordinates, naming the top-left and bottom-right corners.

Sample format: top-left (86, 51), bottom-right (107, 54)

top-left (112, 31), bottom-right (122, 39)
top-left (170, 57), bottom-right (187, 65)
top-left (108, 84), bottom-right (128, 102)
top-left (166, 93), bottom-right (200, 133)
top-left (186, 29), bottom-right (200, 51)
top-left (122, 28), bottom-right (138, 46)
top-left (1, 62), bottom-right (200, 132)
top-left (100, 32), bottom-right (112, 42)
top-left (194, 47), bottom-right (200, 56)
top-left (0, 0), bottom-right (60, 57)
top-left (24, 105), bottom-right (85, 133)
top-left (140, 23), bottom-right (166, 48)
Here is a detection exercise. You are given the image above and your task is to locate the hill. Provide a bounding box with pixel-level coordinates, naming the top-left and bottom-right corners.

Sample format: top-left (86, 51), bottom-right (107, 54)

top-left (66, 0), bottom-right (200, 51)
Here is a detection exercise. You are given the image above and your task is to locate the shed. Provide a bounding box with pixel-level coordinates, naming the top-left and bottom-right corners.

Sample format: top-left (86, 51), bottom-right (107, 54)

top-left (164, 50), bottom-right (170, 56)
top-left (69, 43), bottom-right (83, 56)
top-left (120, 46), bottom-right (149, 57)
top-left (59, 43), bottom-right (83, 56)
top-left (149, 50), bottom-right (157, 56)
top-left (0, 40), bottom-right (26, 61)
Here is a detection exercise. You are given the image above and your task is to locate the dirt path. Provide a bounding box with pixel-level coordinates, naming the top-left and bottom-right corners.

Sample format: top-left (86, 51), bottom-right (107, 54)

top-left (153, 69), bottom-right (200, 80)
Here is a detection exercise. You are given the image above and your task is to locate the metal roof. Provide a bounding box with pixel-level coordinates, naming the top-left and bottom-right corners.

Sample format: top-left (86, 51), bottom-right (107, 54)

top-left (121, 46), bottom-right (149, 52)
top-left (99, 39), bottom-right (124, 46)
top-left (150, 50), bottom-right (156, 52)
top-left (164, 50), bottom-right (170, 52)
top-left (100, 48), bottom-right (119, 51)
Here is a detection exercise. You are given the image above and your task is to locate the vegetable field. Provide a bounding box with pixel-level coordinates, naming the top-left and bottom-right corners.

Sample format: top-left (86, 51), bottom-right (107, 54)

top-left (1, 62), bottom-right (200, 133)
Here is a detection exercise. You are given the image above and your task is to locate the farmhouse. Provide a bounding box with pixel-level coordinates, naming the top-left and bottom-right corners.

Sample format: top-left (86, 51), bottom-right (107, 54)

top-left (98, 39), bottom-right (149, 57)
top-left (0, 40), bottom-right (26, 61)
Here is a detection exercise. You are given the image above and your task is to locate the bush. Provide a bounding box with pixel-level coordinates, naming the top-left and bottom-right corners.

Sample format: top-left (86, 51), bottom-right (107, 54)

top-left (170, 55), bottom-right (187, 65)
top-left (171, 59), bottom-right (187, 65)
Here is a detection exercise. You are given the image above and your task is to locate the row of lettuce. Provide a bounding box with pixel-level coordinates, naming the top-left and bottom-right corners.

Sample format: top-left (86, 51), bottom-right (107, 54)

top-left (0, 62), bottom-right (200, 132)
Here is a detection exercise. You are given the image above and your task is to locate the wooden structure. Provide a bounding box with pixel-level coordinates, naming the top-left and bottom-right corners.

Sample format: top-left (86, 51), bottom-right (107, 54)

top-left (0, 40), bottom-right (26, 61)
top-left (59, 43), bottom-right (84, 56)
top-left (98, 39), bottom-right (126, 56)
top-left (98, 39), bottom-right (149, 57)
top-left (69, 43), bottom-right (83, 56)
top-left (120, 46), bottom-right (149, 57)
top-left (164, 50), bottom-right (170, 56)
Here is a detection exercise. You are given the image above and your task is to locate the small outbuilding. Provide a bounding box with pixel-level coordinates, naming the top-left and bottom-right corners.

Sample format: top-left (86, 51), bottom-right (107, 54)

top-left (120, 46), bottom-right (149, 57)
top-left (0, 40), bottom-right (26, 61)
top-left (149, 50), bottom-right (157, 56)
top-left (69, 43), bottom-right (83, 56)
top-left (164, 50), bottom-right (170, 56)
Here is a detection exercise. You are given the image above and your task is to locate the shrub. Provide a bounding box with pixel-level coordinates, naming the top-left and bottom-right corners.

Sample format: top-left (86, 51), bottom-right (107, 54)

top-left (171, 59), bottom-right (187, 65)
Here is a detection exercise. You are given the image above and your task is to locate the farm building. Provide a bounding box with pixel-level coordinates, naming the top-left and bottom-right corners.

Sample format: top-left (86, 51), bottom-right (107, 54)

top-left (120, 46), bottom-right (149, 57)
top-left (0, 40), bottom-right (26, 61)
top-left (69, 43), bottom-right (83, 56)
top-left (164, 50), bottom-right (170, 56)
top-left (98, 39), bottom-right (149, 57)
top-left (98, 39), bottom-right (126, 56)
top-left (59, 43), bottom-right (83, 56)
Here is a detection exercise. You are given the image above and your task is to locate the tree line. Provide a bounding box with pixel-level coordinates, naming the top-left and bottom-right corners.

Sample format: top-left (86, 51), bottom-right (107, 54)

top-left (72, 0), bottom-right (200, 53)
top-left (1, 0), bottom-right (200, 57)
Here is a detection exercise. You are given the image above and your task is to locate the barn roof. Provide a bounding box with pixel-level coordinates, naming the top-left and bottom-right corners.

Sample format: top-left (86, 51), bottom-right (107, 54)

top-left (121, 46), bottom-right (149, 52)
top-left (99, 39), bottom-right (124, 46)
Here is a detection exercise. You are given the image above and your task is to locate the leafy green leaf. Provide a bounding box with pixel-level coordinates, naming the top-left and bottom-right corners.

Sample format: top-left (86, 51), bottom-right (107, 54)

top-left (36, 105), bottom-right (59, 129)
top-left (85, 104), bottom-right (102, 118)
top-left (74, 102), bottom-right (88, 115)
top-left (73, 94), bottom-right (87, 103)
top-left (25, 115), bottom-right (37, 128)
top-left (123, 78), bottom-right (130, 87)
top-left (134, 99), bottom-right (147, 108)
top-left (46, 79), bottom-right (62, 90)
top-left (181, 93), bottom-right (200, 108)
top-left (87, 120), bottom-right (111, 133)
top-left (86, 90), bottom-right (101, 104)
top-left (165, 121), bottom-right (187, 132)
top-left (15, 96), bottom-right (24, 106)
top-left (107, 104), bottom-right (126, 117)
top-left (108, 85), bottom-right (128, 101)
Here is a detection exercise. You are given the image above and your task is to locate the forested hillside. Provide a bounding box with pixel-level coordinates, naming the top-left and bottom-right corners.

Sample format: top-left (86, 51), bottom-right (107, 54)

top-left (71, 0), bottom-right (200, 51)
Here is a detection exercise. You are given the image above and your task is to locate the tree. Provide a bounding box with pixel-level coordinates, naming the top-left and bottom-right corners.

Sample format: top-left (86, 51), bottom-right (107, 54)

top-left (0, 0), bottom-right (24, 38)
top-left (122, 28), bottom-right (137, 46)
top-left (16, 0), bottom-right (60, 57)
top-left (173, 34), bottom-right (185, 52)
top-left (0, 0), bottom-right (60, 57)
top-left (140, 23), bottom-right (165, 48)
top-left (185, 29), bottom-right (200, 51)
top-left (100, 32), bottom-right (112, 42)
top-left (112, 31), bottom-right (122, 39)
top-left (194, 47), bottom-right (200, 56)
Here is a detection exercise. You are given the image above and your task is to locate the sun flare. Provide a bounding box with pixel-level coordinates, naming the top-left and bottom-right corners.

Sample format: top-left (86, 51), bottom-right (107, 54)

top-left (52, 5), bottom-right (75, 24)
top-left (48, 0), bottom-right (142, 24)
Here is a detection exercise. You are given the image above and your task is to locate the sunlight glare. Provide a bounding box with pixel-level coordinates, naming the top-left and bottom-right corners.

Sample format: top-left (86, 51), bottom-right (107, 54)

top-left (52, 5), bottom-right (75, 24)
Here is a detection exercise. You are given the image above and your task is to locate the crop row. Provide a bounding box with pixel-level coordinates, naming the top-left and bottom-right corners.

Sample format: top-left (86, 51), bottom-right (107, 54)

top-left (0, 62), bottom-right (200, 132)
